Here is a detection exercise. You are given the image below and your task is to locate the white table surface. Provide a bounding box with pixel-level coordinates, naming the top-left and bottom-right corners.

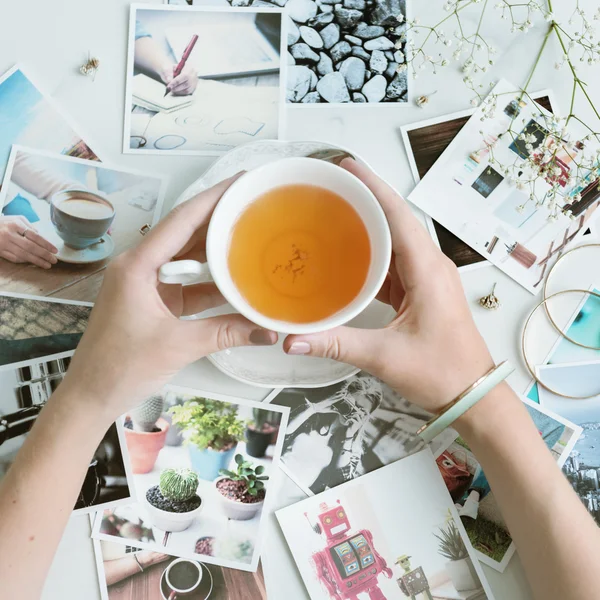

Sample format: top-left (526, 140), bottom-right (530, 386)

top-left (1, 1), bottom-right (598, 599)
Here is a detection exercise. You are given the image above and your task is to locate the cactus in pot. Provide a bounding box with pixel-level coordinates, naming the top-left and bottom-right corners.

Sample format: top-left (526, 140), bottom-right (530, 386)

top-left (130, 395), bottom-right (165, 432)
top-left (145, 468), bottom-right (202, 532)
top-left (124, 394), bottom-right (169, 474)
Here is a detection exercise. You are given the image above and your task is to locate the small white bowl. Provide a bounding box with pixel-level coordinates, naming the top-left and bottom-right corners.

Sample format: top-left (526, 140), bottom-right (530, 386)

top-left (214, 477), bottom-right (264, 521)
top-left (144, 493), bottom-right (203, 532)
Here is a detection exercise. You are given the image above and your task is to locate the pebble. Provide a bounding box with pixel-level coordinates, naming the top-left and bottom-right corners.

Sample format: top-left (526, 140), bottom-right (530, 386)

top-left (320, 23), bottom-right (340, 49)
top-left (384, 61), bottom-right (398, 79)
top-left (362, 74), bottom-right (386, 102)
top-left (251, 0), bottom-right (277, 6)
top-left (351, 46), bottom-right (371, 61)
top-left (364, 36), bottom-right (394, 51)
top-left (269, 0), bottom-right (288, 5)
top-left (300, 25), bottom-right (324, 48)
top-left (352, 92), bottom-right (367, 102)
top-left (308, 12), bottom-right (334, 28)
top-left (287, 65), bottom-right (314, 102)
top-left (343, 0), bottom-right (365, 8)
top-left (302, 91), bottom-right (321, 103)
top-left (352, 22), bottom-right (385, 40)
top-left (290, 42), bottom-right (320, 62)
top-left (394, 49), bottom-right (405, 63)
top-left (384, 50), bottom-right (394, 61)
top-left (286, 0), bottom-right (318, 23)
top-left (386, 71), bottom-right (408, 99)
top-left (345, 34), bottom-right (362, 45)
top-left (320, 4), bottom-right (334, 11)
top-left (367, 0), bottom-right (403, 26)
top-left (334, 7), bottom-right (363, 29)
top-left (317, 71), bottom-right (351, 102)
top-left (309, 69), bottom-right (318, 90)
top-left (287, 51), bottom-right (296, 65)
top-left (231, 0), bottom-right (251, 6)
top-left (339, 56), bottom-right (366, 91)
top-left (369, 49), bottom-right (387, 73)
top-left (319, 0), bottom-right (337, 4)
top-left (330, 40), bottom-right (352, 62)
top-left (317, 52), bottom-right (334, 75)
top-left (287, 16), bottom-right (300, 45)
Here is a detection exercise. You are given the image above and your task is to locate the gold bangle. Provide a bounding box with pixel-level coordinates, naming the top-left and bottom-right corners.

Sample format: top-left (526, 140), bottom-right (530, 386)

top-left (521, 288), bottom-right (600, 400)
top-left (542, 243), bottom-right (600, 351)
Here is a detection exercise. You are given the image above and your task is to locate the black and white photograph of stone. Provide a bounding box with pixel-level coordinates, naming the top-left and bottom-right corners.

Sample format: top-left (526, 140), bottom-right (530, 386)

top-left (167, 0), bottom-right (408, 104)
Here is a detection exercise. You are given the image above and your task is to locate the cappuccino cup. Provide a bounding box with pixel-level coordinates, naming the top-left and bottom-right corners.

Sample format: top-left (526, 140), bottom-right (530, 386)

top-left (164, 558), bottom-right (203, 599)
top-left (50, 189), bottom-right (115, 249)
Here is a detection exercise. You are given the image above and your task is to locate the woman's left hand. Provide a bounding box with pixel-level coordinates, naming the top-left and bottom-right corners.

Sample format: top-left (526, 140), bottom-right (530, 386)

top-left (59, 175), bottom-right (277, 424)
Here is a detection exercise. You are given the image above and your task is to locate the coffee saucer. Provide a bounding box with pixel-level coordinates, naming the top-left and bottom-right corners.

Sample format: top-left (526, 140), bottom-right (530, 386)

top-left (46, 230), bottom-right (115, 264)
top-left (159, 562), bottom-right (213, 600)
top-left (173, 140), bottom-right (395, 388)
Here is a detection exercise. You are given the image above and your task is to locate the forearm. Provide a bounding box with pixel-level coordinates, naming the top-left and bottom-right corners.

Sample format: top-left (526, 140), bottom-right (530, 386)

top-left (104, 555), bottom-right (142, 586)
top-left (134, 37), bottom-right (171, 81)
top-left (0, 384), bottom-right (113, 599)
top-left (12, 154), bottom-right (81, 201)
top-left (456, 383), bottom-right (600, 599)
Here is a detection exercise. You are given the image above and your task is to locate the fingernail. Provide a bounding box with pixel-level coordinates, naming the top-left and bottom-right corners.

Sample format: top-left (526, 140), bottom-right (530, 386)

top-left (249, 329), bottom-right (277, 346)
top-left (287, 341), bottom-right (311, 355)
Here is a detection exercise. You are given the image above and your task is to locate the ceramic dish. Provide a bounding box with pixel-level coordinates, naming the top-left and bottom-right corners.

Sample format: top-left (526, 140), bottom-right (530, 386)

top-left (173, 140), bottom-right (395, 388)
top-left (52, 233), bottom-right (114, 264)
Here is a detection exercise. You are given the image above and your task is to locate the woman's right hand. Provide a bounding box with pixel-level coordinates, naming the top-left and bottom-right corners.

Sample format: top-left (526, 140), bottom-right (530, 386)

top-left (283, 159), bottom-right (494, 414)
top-left (0, 215), bottom-right (58, 269)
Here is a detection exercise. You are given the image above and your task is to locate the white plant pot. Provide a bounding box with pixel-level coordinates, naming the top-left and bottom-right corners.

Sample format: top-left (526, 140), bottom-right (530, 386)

top-left (144, 494), bottom-right (203, 532)
top-left (214, 477), bottom-right (264, 521)
top-left (445, 557), bottom-right (480, 592)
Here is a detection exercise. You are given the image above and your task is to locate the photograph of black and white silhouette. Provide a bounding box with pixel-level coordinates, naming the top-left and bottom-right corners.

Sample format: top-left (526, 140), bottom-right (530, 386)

top-left (268, 372), bottom-right (455, 495)
top-left (0, 358), bottom-right (134, 515)
top-left (0, 293), bottom-right (91, 371)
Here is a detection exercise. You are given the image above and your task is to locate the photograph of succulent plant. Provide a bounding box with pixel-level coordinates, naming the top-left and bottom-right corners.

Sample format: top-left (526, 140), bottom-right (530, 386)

top-left (92, 385), bottom-right (289, 572)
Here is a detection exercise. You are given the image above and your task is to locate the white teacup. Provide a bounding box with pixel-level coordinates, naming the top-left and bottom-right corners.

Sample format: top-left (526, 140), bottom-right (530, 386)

top-left (158, 157), bottom-right (392, 335)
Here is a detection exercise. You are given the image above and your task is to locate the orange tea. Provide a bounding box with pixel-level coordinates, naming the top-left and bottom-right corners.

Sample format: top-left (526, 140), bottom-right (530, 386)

top-left (228, 184), bottom-right (371, 324)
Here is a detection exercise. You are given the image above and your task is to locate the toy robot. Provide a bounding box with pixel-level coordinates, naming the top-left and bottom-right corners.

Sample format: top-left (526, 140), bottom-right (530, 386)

top-left (304, 501), bottom-right (393, 600)
top-left (394, 555), bottom-right (433, 600)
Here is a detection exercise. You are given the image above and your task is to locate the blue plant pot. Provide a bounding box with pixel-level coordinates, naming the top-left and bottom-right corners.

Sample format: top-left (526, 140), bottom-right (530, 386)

top-left (188, 445), bottom-right (237, 481)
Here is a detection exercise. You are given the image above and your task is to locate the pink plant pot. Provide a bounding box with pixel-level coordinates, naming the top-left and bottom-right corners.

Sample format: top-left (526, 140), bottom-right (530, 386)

top-left (124, 417), bottom-right (169, 474)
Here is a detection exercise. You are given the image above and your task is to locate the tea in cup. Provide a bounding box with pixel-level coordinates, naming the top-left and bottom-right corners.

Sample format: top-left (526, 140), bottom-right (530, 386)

top-left (159, 157), bottom-right (392, 335)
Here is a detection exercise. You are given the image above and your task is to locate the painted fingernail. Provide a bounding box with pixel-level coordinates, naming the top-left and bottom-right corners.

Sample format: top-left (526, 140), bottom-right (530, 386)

top-left (287, 341), bottom-right (311, 355)
top-left (249, 329), bottom-right (277, 346)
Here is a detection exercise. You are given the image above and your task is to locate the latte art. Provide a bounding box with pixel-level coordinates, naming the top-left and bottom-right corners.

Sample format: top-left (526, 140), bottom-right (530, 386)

top-left (58, 198), bottom-right (113, 220)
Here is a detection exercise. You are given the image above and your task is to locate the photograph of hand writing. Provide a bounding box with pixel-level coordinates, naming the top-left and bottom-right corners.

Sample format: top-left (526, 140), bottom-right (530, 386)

top-left (126, 5), bottom-right (283, 155)
top-left (0, 146), bottom-right (165, 303)
top-left (94, 539), bottom-right (267, 600)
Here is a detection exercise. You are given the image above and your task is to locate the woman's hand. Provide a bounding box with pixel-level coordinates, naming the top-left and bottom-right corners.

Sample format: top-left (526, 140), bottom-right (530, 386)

top-left (283, 159), bottom-right (494, 414)
top-left (0, 215), bottom-right (58, 269)
top-left (160, 64), bottom-right (198, 96)
top-left (59, 175), bottom-right (276, 425)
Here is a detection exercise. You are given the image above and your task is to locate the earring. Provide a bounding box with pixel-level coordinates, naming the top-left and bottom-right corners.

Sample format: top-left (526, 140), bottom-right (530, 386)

top-left (479, 283), bottom-right (500, 310)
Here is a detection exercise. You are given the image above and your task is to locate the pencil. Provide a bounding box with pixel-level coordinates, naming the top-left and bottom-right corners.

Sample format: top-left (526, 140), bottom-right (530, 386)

top-left (164, 34), bottom-right (199, 97)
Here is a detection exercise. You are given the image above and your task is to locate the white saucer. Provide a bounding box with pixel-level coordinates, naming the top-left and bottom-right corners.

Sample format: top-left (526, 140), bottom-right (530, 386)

top-left (55, 234), bottom-right (114, 264)
top-left (173, 140), bottom-right (395, 388)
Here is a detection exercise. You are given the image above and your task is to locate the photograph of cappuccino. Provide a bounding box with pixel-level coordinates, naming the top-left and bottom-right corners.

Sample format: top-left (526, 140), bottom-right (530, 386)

top-left (93, 539), bottom-right (267, 600)
top-left (0, 146), bottom-right (167, 303)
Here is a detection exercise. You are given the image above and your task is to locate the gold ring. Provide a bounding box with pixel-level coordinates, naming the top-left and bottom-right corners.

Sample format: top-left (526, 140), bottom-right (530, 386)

top-left (522, 288), bottom-right (600, 399)
top-left (542, 243), bottom-right (600, 351)
top-left (20, 229), bottom-right (28, 237)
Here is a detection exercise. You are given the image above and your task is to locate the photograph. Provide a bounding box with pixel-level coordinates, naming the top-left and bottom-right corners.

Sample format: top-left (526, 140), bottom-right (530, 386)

top-left (276, 449), bottom-right (495, 600)
top-left (537, 361), bottom-right (600, 528)
top-left (0, 358), bottom-right (134, 515)
top-left (400, 93), bottom-right (555, 271)
top-left (125, 4), bottom-right (284, 155)
top-left (0, 292), bottom-right (91, 371)
top-left (406, 79), bottom-right (600, 293)
top-left (434, 396), bottom-right (581, 572)
top-left (93, 386), bottom-right (290, 572)
top-left (0, 65), bottom-right (100, 185)
top-left (0, 146), bottom-right (166, 303)
top-left (164, 0), bottom-right (409, 104)
top-left (267, 371), bottom-right (457, 496)
top-left (93, 539), bottom-right (267, 600)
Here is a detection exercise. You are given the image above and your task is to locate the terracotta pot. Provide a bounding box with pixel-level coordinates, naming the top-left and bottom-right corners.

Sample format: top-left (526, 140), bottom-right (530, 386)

top-left (124, 417), bottom-right (169, 474)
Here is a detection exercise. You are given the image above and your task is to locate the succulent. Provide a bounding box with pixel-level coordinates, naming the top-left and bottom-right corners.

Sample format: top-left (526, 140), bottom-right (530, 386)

top-left (250, 408), bottom-right (282, 432)
top-left (130, 395), bottom-right (165, 432)
top-left (220, 454), bottom-right (269, 497)
top-left (169, 398), bottom-right (246, 451)
top-left (159, 468), bottom-right (199, 502)
top-left (435, 520), bottom-right (469, 561)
